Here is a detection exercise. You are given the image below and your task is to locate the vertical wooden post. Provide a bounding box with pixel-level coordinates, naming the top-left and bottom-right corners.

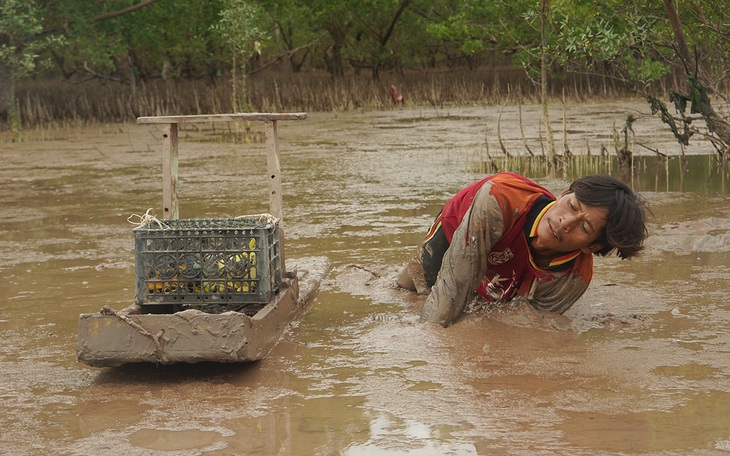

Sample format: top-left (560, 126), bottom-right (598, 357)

top-left (162, 123), bottom-right (179, 220)
top-left (265, 120), bottom-right (286, 277)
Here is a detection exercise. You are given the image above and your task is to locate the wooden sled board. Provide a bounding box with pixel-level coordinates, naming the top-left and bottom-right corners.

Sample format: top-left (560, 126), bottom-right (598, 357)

top-left (77, 257), bottom-right (331, 367)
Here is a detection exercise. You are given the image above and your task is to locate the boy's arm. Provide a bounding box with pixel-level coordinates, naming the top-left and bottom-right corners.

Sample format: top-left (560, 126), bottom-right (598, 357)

top-left (523, 258), bottom-right (593, 314)
top-left (420, 183), bottom-right (504, 327)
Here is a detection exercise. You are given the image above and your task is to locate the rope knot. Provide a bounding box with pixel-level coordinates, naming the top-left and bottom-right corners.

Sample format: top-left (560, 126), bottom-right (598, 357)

top-left (127, 208), bottom-right (166, 229)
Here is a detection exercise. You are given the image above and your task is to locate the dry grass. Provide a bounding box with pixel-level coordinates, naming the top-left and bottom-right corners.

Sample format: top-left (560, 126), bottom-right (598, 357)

top-left (9, 66), bottom-right (728, 170)
top-left (11, 66), bottom-right (695, 129)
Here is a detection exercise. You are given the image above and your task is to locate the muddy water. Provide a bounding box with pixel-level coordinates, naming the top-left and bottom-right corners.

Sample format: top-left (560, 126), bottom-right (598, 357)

top-left (1, 100), bottom-right (730, 455)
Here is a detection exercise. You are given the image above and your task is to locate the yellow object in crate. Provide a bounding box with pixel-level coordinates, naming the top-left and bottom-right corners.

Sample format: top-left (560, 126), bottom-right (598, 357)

top-left (134, 215), bottom-right (280, 307)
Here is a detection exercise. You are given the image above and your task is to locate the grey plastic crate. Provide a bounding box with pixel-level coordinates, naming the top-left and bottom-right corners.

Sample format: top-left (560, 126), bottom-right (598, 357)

top-left (134, 215), bottom-right (281, 307)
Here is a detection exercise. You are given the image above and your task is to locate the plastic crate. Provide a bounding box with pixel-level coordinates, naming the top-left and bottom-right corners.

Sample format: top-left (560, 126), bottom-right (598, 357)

top-left (134, 215), bottom-right (281, 307)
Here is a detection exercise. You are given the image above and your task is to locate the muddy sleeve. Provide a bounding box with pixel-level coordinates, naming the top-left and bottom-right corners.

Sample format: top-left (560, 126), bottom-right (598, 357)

top-left (523, 272), bottom-right (590, 315)
top-left (420, 183), bottom-right (503, 327)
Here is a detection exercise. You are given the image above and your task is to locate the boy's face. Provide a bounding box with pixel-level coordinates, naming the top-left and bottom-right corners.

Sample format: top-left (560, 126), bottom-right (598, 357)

top-left (531, 192), bottom-right (608, 256)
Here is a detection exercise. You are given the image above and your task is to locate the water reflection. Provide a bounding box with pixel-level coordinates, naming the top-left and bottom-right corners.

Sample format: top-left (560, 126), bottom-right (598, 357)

top-left (344, 413), bottom-right (477, 455)
top-left (614, 154), bottom-right (728, 193)
top-left (490, 154), bottom-right (729, 194)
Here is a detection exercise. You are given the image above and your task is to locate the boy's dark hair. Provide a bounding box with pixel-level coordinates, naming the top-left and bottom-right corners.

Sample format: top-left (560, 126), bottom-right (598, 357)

top-left (569, 174), bottom-right (649, 259)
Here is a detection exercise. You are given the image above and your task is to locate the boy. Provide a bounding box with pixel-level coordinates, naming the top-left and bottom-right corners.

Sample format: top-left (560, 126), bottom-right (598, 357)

top-left (397, 172), bottom-right (649, 327)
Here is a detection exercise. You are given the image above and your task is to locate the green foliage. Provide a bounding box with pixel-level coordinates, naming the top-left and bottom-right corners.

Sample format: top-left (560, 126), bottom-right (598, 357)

top-left (2, 0), bottom-right (729, 104)
top-left (257, 0), bottom-right (319, 71)
top-left (0, 0), bottom-right (62, 75)
top-left (421, 1), bottom-right (510, 63)
top-left (624, 57), bottom-right (670, 85)
top-left (214, 0), bottom-right (267, 56)
top-left (43, 1), bottom-right (227, 80)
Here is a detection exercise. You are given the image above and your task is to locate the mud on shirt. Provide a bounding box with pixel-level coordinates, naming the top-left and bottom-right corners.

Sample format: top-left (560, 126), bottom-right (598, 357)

top-left (417, 172), bottom-right (593, 327)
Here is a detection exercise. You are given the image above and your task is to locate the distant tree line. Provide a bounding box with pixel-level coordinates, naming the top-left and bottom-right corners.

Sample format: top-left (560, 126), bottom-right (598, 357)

top-left (1, 0), bottom-right (729, 156)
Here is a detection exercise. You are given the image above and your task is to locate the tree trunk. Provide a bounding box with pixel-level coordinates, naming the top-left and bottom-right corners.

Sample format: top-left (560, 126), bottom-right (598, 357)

top-left (231, 52), bottom-right (239, 112)
top-left (662, 0), bottom-right (693, 73)
top-left (662, 0), bottom-right (730, 154)
top-left (0, 60), bottom-right (14, 123)
top-left (540, 0), bottom-right (556, 166)
top-left (370, 0), bottom-right (412, 81)
top-left (324, 37), bottom-right (345, 79)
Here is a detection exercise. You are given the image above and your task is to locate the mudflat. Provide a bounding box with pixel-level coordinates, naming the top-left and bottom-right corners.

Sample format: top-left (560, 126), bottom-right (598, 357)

top-left (1, 101), bottom-right (729, 455)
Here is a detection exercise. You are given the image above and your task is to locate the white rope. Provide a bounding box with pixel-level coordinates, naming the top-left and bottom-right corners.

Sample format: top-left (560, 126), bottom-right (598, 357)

top-left (127, 210), bottom-right (277, 229)
top-left (127, 208), bottom-right (166, 229)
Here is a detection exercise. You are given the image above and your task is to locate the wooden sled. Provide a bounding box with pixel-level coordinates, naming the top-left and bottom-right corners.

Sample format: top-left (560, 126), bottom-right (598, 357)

top-left (77, 113), bottom-right (330, 367)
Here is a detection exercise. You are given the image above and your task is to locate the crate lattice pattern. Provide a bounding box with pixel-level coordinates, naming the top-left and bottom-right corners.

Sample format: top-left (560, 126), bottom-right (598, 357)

top-left (134, 216), bottom-right (280, 306)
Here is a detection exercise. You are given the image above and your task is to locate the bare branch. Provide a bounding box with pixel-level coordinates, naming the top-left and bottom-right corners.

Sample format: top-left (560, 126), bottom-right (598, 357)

top-left (690, 2), bottom-right (730, 40)
top-left (248, 42), bottom-right (318, 76)
top-left (662, 0), bottom-right (694, 74)
top-left (76, 61), bottom-right (126, 84)
top-left (93, 0), bottom-right (163, 23)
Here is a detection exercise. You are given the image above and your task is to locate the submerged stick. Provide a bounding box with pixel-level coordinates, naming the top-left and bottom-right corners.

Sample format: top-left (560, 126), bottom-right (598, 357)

top-left (518, 101), bottom-right (535, 157)
top-left (497, 99), bottom-right (511, 158)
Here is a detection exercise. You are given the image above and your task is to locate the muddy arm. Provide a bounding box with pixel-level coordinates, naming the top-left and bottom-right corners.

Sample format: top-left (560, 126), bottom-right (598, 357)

top-left (420, 184), bottom-right (502, 327)
top-left (524, 268), bottom-right (591, 315)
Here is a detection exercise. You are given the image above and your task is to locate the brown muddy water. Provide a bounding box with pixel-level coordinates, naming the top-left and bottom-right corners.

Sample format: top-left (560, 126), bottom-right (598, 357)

top-left (1, 100), bottom-right (730, 455)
